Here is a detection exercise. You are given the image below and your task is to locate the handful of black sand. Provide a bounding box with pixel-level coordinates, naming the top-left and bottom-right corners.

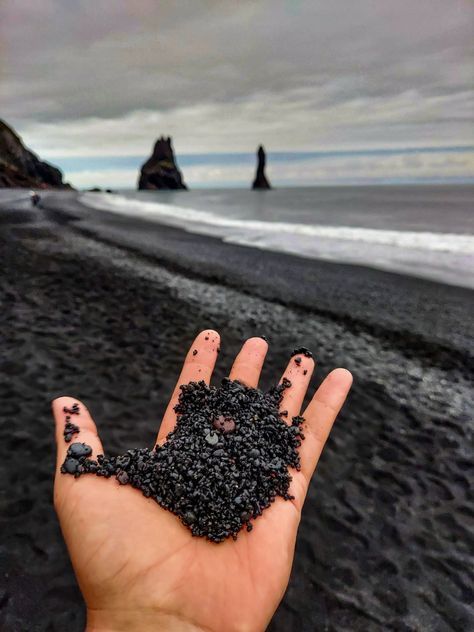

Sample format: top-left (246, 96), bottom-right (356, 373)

top-left (61, 378), bottom-right (305, 542)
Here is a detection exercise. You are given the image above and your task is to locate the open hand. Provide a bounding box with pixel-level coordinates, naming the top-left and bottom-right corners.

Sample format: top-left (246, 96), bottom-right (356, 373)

top-left (53, 331), bottom-right (352, 632)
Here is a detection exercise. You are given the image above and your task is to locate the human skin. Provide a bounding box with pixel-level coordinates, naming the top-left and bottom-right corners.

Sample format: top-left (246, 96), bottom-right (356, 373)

top-left (52, 330), bottom-right (353, 632)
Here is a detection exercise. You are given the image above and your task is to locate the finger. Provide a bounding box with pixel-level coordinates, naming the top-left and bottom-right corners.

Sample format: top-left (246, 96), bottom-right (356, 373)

top-left (278, 352), bottom-right (315, 423)
top-left (228, 337), bottom-right (268, 388)
top-left (157, 329), bottom-right (220, 444)
top-left (52, 397), bottom-right (103, 497)
top-left (298, 368), bottom-right (352, 486)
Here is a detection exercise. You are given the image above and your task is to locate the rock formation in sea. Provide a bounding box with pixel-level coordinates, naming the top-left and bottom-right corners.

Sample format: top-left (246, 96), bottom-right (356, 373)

top-left (138, 136), bottom-right (187, 190)
top-left (252, 145), bottom-right (271, 190)
top-left (0, 119), bottom-right (72, 189)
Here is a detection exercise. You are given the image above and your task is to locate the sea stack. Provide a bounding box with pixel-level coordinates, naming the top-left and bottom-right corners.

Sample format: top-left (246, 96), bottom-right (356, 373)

top-left (0, 119), bottom-right (71, 189)
top-left (138, 136), bottom-right (187, 190)
top-left (252, 145), bottom-right (271, 190)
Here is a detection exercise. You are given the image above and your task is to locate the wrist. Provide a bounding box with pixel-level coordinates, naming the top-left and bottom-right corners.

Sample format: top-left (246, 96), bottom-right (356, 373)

top-left (86, 608), bottom-right (208, 632)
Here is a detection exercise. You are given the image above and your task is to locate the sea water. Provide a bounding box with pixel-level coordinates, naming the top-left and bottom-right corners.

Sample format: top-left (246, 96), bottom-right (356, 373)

top-left (62, 184), bottom-right (474, 289)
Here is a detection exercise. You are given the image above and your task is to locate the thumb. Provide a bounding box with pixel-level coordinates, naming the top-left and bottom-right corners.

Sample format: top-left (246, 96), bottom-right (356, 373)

top-left (52, 396), bottom-right (104, 494)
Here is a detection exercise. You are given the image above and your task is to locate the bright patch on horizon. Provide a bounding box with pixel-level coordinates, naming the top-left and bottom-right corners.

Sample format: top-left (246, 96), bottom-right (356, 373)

top-left (58, 148), bottom-right (474, 189)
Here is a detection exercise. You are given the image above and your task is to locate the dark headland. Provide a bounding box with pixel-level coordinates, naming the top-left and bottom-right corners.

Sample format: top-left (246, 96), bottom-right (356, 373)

top-left (0, 119), bottom-right (72, 189)
top-left (0, 191), bottom-right (472, 631)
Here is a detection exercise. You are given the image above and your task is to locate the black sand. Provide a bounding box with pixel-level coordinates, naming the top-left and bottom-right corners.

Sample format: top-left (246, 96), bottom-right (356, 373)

top-left (61, 379), bottom-right (304, 542)
top-left (0, 193), bottom-right (473, 631)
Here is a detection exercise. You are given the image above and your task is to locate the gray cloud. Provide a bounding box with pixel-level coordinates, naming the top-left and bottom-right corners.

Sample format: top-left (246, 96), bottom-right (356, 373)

top-left (1, 0), bottom-right (473, 154)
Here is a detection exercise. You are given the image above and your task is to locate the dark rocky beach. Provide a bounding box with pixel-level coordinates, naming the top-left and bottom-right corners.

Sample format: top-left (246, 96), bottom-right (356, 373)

top-left (0, 192), bottom-right (473, 631)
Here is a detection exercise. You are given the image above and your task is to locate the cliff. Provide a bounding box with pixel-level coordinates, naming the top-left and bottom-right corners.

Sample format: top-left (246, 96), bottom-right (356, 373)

top-left (252, 145), bottom-right (271, 190)
top-left (0, 119), bottom-right (71, 189)
top-left (138, 136), bottom-right (187, 190)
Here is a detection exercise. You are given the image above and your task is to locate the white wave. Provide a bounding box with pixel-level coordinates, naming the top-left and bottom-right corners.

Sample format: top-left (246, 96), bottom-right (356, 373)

top-left (81, 191), bottom-right (474, 255)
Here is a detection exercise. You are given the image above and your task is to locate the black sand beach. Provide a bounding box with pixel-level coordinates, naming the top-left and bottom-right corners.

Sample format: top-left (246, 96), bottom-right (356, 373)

top-left (1, 193), bottom-right (473, 631)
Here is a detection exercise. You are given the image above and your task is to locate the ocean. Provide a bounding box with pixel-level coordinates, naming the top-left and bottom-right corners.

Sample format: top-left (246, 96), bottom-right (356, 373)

top-left (81, 184), bottom-right (474, 289)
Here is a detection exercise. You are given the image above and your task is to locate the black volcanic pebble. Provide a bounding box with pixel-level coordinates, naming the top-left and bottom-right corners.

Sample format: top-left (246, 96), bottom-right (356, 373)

top-left (67, 442), bottom-right (92, 458)
top-left (291, 347), bottom-right (313, 358)
top-left (61, 458), bottom-right (80, 475)
top-left (63, 403), bottom-right (81, 441)
top-left (64, 421), bottom-right (80, 443)
top-left (63, 403), bottom-right (80, 415)
top-left (212, 415), bottom-right (236, 433)
top-left (116, 470), bottom-right (129, 485)
top-left (61, 378), bottom-right (304, 543)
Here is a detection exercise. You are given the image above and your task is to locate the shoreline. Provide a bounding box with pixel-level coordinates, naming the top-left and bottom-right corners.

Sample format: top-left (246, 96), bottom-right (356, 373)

top-left (39, 191), bottom-right (474, 363)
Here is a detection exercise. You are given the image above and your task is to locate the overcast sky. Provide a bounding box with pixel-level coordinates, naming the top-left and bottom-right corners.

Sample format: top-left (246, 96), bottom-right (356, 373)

top-left (1, 0), bottom-right (473, 186)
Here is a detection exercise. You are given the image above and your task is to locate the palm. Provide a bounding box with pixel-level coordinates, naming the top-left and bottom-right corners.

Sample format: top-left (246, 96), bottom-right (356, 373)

top-left (53, 332), bottom-right (352, 632)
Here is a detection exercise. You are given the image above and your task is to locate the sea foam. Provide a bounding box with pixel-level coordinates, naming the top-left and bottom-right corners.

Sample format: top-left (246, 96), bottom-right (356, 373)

top-left (82, 192), bottom-right (474, 288)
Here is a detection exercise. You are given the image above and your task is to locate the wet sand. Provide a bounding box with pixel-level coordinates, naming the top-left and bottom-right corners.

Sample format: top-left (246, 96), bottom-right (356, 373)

top-left (0, 195), bottom-right (473, 631)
